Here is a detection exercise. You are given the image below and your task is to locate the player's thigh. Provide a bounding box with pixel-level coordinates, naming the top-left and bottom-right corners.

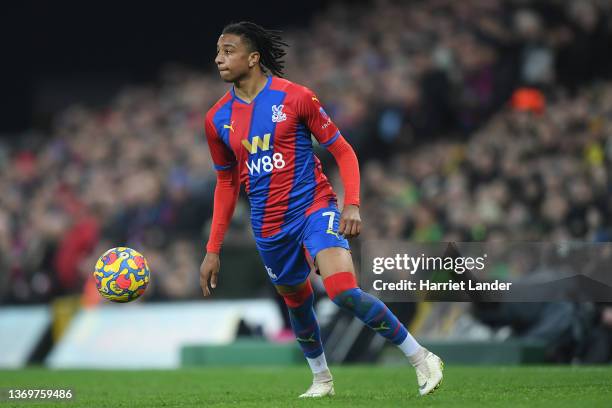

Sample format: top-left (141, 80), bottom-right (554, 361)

top-left (315, 247), bottom-right (355, 279)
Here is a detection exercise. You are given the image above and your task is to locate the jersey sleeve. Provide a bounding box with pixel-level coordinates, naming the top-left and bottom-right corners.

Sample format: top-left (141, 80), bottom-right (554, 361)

top-left (296, 87), bottom-right (341, 147)
top-left (204, 115), bottom-right (237, 171)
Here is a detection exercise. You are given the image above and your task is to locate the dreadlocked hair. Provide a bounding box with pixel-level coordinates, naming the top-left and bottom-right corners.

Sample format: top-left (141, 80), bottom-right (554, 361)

top-left (222, 21), bottom-right (289, 77)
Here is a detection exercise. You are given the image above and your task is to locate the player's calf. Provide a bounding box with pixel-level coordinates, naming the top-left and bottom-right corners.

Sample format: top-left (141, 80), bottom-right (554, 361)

top-left (323, 272), bottom-right (411, 345)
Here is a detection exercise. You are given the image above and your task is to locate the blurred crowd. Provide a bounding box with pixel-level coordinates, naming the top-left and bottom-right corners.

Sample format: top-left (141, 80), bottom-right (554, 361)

top-left (357, 83), bottom-right (612, 243)
top-left (1, 0), bottom-right (612, 304)
top-left (286, 0), bottom-right (612, 148)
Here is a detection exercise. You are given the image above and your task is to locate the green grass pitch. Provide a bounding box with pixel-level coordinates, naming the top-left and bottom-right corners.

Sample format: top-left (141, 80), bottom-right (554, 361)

top-left (1, 366), bottom-right (611, 407)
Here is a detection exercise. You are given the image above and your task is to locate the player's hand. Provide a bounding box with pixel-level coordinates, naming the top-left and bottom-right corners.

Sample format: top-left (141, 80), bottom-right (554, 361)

top-left (339, 204), bottom-right (361, 238)
top-left (200, 253), bottom-right (220, 297)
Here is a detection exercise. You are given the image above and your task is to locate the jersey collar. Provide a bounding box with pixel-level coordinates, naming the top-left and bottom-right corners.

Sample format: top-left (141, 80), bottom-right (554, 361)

top-left (231, 75), bottom-right (272, 105)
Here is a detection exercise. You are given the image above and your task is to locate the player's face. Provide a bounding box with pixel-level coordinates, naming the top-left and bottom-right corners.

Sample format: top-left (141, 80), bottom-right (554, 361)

top-left (215, 34), bottom-right (257, 82)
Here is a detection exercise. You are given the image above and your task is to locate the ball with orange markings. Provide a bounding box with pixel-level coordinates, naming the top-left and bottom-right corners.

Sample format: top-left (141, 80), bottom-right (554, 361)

top-left (93, 247), bottom-right (150, 302)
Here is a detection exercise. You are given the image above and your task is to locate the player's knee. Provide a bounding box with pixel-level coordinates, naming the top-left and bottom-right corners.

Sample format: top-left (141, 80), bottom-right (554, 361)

top-left (279, 279), bottom-right (314, 308)
top-left (323, 271), bottom-right (359, 307)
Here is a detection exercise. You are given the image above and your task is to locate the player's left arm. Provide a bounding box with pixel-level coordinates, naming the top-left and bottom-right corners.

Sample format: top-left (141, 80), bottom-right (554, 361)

top-left (298, 87), bottom-right (361, 238)
top-left (326, 137), bottom-right (361, 238)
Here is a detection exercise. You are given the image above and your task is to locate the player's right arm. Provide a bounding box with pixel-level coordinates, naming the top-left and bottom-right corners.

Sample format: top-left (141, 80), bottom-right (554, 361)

top-left (200, 114), bottom-right (240, 297)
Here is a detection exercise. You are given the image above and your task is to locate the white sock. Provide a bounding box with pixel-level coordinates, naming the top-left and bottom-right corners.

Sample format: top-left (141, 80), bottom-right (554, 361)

top-left (407, 347), bottom-right (428, 368)
top-left (313, 369), bottom-right (332, 384)
top-left (397, 332), bottom-right (422, 358)
top-left (306, 353), bottom-right (329, 375)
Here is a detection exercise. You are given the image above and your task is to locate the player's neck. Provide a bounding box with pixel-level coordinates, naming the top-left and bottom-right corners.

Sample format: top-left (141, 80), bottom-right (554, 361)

top-left (233, 71), bottom-right (268, 103)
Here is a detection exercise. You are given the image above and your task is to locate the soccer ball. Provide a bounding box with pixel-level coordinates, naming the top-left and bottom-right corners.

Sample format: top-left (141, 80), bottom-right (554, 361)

top-left (93, 247), bottom-right (150, 302)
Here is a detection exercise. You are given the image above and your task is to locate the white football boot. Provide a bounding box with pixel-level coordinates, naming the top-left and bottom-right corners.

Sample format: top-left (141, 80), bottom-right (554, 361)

top-left (414, 348), bottom-right (444, 396)
top-left (299, 370), bottom-right (335, 398)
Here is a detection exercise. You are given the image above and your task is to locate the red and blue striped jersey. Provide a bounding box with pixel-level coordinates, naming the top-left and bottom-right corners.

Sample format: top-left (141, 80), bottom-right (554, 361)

top-left (204, 76), bottom-right (341, 238)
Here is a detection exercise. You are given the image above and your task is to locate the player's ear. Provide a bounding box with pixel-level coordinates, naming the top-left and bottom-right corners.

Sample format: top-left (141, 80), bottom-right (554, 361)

top-left (248, 51), bottom-right (260, 68)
